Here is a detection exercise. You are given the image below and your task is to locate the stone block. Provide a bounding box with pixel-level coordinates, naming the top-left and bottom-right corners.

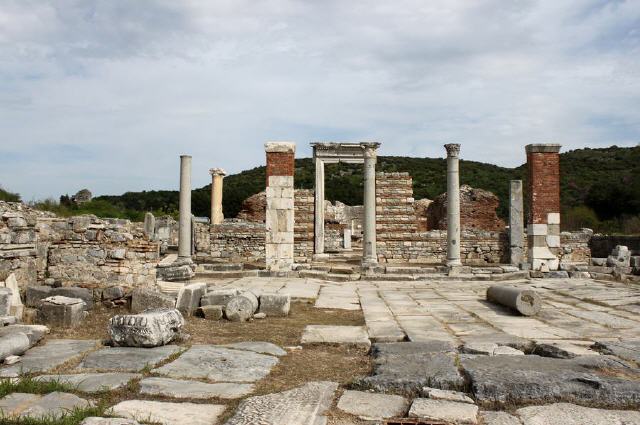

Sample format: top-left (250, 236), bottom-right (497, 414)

top-left (131, 288), bottom-right (175, 314)
top-left (26, 286), bottom-right (52, 307)
top-left (108, 400), bottom-right (226, 425)
top-left (50, 287), bottom-right (93, 310)
top-left (109, 308), bottom-right (184, 347)
top-left (0, 288), bottom-right (11, 316)
top-left (607, 245), bottom-right (631, 267)
top-left (200, 288), bottom-right (239, 307)
top-left (408, 398), bottom-right (478, 424)
top-left (102, 286), bottom-right (125, 301)
top-left (176, 282), bottom-right (206, 316)
top-left (547, 212), bottom-right (560, 225)
top-left (198, 305), bottom-right (223, 320)
top-left (0, 332), bottom-right (30, 361)
top-left (39, 296), bottom-right (86, 328)
top-left (258, 293), bottom-right (290, 317)
top-left (337, 390), bottom-right (409, 420)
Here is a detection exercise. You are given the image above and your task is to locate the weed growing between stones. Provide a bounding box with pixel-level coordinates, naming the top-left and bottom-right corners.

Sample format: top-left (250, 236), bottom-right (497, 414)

top-left (0, 377), bottom-right (76, 399)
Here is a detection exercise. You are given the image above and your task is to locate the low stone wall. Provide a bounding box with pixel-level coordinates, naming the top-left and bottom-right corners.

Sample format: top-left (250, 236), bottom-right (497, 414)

top-left (37, 216), bottom-right (159, 287)
top-left (0, 202), bottom-right (160, 288)
top-left (0, 202), bottom-right (43, 285)
top-left (204, 220), bottom-right (266, 263)
top-left (377, 230), bottom-right (592, 265)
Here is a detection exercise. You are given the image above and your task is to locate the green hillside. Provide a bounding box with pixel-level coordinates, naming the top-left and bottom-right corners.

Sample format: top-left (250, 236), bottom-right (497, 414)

top-left (24, 145), bottom-right (640, 233)
top-left (0, 187), bottom-right (20, 202)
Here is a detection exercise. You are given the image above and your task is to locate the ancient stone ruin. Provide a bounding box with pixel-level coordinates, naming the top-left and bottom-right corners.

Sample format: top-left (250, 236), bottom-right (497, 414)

top-left (0, 141), bottom-right (639, 425)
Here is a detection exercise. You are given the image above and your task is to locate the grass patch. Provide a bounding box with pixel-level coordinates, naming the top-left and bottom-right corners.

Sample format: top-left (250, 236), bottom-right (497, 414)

top-left (0, 377), bottom-right (76, 399)
top-left (0, 404), bottom-right (108, 425)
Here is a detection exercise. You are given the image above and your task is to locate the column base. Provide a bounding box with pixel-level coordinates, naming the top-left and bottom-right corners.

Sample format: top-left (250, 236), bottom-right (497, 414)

top-left (361, 257), bottom-right (379, 275)
top-left (446, 259), bottom-right (462, 267)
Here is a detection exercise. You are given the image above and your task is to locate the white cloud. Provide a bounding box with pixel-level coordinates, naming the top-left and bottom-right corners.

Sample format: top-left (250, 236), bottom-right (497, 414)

top-left (0, 0), bottom-right (638, 199)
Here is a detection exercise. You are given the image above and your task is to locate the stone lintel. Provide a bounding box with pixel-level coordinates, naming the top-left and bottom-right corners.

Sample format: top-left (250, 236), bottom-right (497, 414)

top-left (525, 144), bottom-right (562, 154)
top-left (265, 142), bottom-right (296, 153)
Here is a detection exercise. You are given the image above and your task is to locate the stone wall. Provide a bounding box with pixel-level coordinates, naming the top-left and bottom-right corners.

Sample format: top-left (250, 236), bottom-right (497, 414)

top-left (0, 202), bottom-right (159, 288)
top-left (203, 220), bottom-right (266, 263)
top-left (36, 216), bottom-right (158, 287)
top-left (376, 172), bottom-right (418, 241)
top-left (294, 189), bottom-right (314, 259)
top-left (0, 202), bottom-right (44, 285)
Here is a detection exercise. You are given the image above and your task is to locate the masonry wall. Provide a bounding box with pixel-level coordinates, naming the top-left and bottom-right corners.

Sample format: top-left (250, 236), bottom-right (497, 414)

top-left (589, 235), bottom-right (640, 257)
top-left (1, 202), bottom-right (159, 288)
top-left (37, 216), bottom-right (158, 287)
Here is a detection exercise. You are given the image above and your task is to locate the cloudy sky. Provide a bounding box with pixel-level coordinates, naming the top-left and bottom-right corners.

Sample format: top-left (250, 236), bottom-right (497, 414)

top-left (1, 0), bottom-right (639, 201)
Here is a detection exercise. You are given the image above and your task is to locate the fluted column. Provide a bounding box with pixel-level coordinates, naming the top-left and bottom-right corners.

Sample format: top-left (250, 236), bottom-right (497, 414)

top-left (178, 155), bottom-right (192, 259)
top-left (362, 143), bottom-right (378, 268)
top-left (209, 168), bottom-right (226, 225)
top-left (445, 143), bottom-right (462, 266)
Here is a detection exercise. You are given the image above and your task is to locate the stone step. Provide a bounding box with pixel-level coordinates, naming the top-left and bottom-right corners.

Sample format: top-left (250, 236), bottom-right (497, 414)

top-left (195, 270), bottom-right (259, 279)
top-left (196, 263), bottom-right (243, 272)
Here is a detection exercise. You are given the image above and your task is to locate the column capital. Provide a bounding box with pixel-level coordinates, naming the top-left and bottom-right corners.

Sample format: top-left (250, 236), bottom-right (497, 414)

top-left (209, 168), bottom-right (227, 177)
top-left (444, 143), bottom-right (461, 158)
top-left (361, 142), bottom-right (380, 159)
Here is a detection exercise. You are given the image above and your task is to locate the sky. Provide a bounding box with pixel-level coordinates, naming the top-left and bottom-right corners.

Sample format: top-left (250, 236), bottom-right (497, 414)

top-left (1, 0), bottom-right (639, 201)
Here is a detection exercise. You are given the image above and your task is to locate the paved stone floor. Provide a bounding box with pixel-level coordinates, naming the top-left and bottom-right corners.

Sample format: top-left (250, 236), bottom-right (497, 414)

top-left (0, 276), bottom-right (639, 424)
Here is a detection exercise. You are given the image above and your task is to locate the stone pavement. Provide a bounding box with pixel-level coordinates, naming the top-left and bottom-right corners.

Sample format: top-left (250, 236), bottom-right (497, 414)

top-left (0, 276), bottom-right (638, 424)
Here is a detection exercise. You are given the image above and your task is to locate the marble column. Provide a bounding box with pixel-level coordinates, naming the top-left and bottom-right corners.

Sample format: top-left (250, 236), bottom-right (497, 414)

top-left (509, 180), bottom-right (525, 266)
top-left (314, 157), bottom-right (325, 255)
top-left (445, 143), bottom-right (462, 266)
top-left (209, 168), bottom-right (226, 225)
top-left (362, 144), bottom-right (378, 268)
top-left (178, 155), bottom-right (192, 259)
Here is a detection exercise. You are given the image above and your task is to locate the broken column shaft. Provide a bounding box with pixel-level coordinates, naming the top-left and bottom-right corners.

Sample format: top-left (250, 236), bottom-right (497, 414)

top-left (209, 168), bottom-right (226, 225)
top-left (486, 285), bottom-right (542, 316)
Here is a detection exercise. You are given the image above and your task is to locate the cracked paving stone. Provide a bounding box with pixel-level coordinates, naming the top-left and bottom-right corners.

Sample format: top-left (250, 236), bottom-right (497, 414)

top-left (77, 345), bottom-right (182, 372)
top-left (139, 377), bottom-right (254, 399)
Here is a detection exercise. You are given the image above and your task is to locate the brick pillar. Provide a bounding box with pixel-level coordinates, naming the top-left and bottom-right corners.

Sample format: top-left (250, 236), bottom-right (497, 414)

top-left (265, 142), bottom-right (296, 272)
top-left (526, 144), bottom-right (561, 271)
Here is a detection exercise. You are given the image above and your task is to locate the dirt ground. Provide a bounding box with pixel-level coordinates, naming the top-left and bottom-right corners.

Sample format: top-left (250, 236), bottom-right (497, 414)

top-left (46, 301), bottom-right (373, 424)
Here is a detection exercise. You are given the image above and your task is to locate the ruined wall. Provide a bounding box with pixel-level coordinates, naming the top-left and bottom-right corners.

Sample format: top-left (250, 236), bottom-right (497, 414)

top-left (0, 202), bottom-right (44, 285)
top-left (426, 185), bottom-right (506, 232)
top-left (294, 189), bottom-right (314, 259)
top-left (37, 216), bottom-right (158, 287)
top-left (0, 202), bottom-right (159, 288)
top-left (376, 172), bottom-right (418, 240)
top-left (202, 220), bottom-right (266, 263)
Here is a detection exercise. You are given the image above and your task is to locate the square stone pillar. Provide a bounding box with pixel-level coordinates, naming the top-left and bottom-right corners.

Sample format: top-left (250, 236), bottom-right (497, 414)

top-left (526, 144), bottom-right (562, 271)
top-left (265, 142), bottom-right (296, 272)
top-left (509, 180), bottom-right (525, 266)
top-left (314, 157), bottom-right (325, 255)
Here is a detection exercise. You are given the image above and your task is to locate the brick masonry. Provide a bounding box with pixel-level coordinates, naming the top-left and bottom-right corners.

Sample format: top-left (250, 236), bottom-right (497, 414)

top-left (526, 144), bottom-right (562, 271)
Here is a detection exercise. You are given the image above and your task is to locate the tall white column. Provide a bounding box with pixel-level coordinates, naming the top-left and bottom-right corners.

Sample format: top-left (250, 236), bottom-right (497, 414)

top-left (314, 158), bottom-right (325, 254)
top-left (362, 144), bottom-right (378, 268)
top-left (445, 144), bottom-right (462, 266)
top-left (209, 168), bottom-right (226, 225)
top-left (178, 155), bottom-right (192, 259)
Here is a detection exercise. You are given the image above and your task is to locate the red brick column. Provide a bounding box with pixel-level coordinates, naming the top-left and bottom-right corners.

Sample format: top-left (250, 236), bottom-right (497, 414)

top-left (526, 144), bottom-right (561, 271)
top-left (265, 142), bottom-right (296, 272)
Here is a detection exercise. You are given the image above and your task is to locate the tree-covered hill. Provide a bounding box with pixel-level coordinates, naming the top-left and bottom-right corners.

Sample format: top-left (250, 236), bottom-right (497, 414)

top-left (21, 145), bottom-right (640, 233)
top-left (0, 187), bottom-right (20, 202)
